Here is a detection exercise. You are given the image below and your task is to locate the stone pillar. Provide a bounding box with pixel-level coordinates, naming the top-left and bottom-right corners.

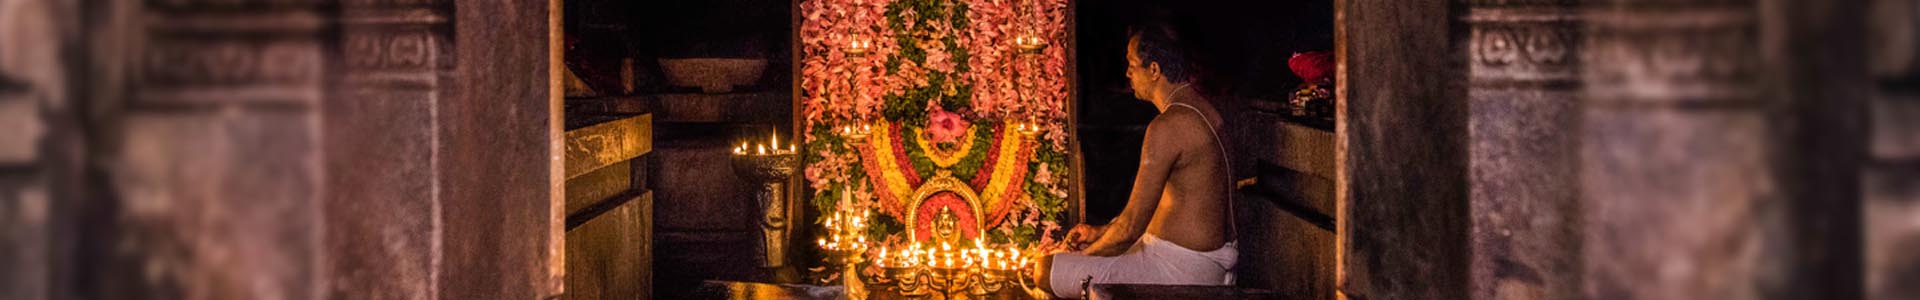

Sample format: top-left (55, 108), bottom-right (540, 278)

top-left (439, 0), bottom-right (564, 298)
top-left (324, 0), bottom-right (452, 299)
top-left (1866, 0), bottom-right (1920, 298)
top-left (1579, 0), bottom-right (1867, 298)
top-left (1462, 1), bottom-right (1582, 299)
top-left (0, 0), bottom-right (70, 299)
top-left (1581, 1), bottom-right (1773, 298)
top-left (91, 0), bottom-right (330, 298)
top-left (1338, 0), bottom-right (1471, 298)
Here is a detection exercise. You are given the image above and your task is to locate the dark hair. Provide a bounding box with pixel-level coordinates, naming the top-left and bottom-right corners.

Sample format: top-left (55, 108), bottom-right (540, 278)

top-left (1128, 22), bottom-right (1192, 83)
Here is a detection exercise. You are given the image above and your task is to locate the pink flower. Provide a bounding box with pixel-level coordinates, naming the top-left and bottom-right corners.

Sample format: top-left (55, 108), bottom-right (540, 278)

top-left (926, 107), bottom-right (969, 144)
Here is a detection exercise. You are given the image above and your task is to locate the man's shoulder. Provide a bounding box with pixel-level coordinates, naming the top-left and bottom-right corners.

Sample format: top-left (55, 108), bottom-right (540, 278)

top-left (1149, 106), bottom-right (1204, 126)
top-left (1148, 107), bottom-right (1211, 134)
top-left (1145, 108), bottom-right (1215, 152)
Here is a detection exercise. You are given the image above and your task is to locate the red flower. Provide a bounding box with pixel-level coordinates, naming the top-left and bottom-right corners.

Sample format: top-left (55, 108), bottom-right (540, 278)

top-left (1289, 51), bottom-right (1334, 84)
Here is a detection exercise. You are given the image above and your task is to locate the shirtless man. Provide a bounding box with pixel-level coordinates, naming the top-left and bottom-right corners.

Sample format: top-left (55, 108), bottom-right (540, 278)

top-left (1031, 23), bottom-right (1237, 299)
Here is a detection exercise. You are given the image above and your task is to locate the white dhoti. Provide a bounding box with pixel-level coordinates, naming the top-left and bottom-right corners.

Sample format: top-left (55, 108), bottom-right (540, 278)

top-left (1047, 234), bottom-right (1238, 299)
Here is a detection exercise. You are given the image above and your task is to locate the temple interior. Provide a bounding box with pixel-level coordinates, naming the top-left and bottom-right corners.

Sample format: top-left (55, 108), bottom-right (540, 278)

top-left (1, 0), bottom-right (1914, 299)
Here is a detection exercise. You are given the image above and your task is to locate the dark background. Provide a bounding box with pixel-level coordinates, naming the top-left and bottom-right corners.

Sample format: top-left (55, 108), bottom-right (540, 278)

top-left (1075, 0), bottom-right (1334, 223)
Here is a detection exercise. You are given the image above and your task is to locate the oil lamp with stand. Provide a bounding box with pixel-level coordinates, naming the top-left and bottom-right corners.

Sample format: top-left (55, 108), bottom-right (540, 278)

top-left (732, 132), bottom-right (800, 276)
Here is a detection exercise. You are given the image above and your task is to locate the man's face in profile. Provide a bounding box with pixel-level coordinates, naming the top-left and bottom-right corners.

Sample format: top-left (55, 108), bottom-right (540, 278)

top-left (1125, 34), bottom-right (1155, 102)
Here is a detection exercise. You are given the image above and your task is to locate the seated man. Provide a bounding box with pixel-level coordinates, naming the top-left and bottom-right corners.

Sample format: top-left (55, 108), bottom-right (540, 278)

top-left (1030, 22), bottom-right (1237, 299)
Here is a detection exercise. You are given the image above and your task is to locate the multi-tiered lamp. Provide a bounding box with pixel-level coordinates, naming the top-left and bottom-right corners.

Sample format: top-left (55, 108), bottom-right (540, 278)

top-left (874, 238), bottom-right (1035, 297)
top-left (818, 190), bottom-right (873, 299)
top-left (1012, 0), bottom-right (1048, 54)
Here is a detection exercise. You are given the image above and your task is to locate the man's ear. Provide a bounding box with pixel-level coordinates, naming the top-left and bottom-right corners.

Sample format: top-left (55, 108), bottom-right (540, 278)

top-left (1147, 62), bottom-right (1163, 80)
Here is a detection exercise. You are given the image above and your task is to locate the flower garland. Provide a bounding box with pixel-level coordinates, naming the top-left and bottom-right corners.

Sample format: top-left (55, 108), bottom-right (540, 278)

top-left (800, 0), bottom-right (1073, 274)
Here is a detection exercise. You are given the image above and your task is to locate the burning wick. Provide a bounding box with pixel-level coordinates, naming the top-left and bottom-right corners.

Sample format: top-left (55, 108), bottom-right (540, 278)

top-left (846, 37), bottom-right (872, 55)
top-left (1015, 34), bottom-right (1046, 51)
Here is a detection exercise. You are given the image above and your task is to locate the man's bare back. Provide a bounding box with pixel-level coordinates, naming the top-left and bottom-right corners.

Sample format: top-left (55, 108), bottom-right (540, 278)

top-left (1141, 91), bottom-right (1234, 252)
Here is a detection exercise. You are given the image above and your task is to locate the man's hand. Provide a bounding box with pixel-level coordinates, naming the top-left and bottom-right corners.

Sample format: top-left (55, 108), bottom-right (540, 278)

top-left (1064, 224), bottom-right (1107, 252)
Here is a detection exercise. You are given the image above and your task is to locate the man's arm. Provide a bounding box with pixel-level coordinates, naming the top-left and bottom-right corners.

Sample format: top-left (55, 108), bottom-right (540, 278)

top-left (1082, 112), bottom-right (1190, 256)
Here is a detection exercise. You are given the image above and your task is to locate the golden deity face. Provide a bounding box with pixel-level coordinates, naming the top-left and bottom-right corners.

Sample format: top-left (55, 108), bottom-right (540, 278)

top-left (933, 206), bottom-right (960, 243)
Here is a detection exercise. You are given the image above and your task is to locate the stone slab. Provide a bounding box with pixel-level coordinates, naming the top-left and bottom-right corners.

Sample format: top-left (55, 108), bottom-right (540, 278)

top-left (565, 192), bottom-right (652, 300)
top-left (1233, 194), bottom-right (1336, 300)
top-left (565, 159), bottom-right (634, 216)
top-left (565, 114), bottom-right (652, 179)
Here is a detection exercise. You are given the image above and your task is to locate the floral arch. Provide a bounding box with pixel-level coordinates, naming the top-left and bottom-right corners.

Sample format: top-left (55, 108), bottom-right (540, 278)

top-left (799, 0), bottom-right (1073, 266)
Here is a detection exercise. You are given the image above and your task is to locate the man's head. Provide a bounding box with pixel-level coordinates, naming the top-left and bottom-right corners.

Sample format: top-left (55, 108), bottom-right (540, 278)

top-left (1126, 22), bottom-right (1191, 103)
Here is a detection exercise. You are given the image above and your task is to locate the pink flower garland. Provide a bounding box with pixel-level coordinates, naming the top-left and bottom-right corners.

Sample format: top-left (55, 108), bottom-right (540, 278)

top-left (964, 0), bottom-right (1069, 123)
top-left (800, 0), bottom-right (898, 130)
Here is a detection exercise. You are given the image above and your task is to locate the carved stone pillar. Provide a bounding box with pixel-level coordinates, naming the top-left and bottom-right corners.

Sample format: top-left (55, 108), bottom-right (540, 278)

top-left (99, 0), bottom-right (329, 298)
top-left (0, 0), bottom-right (69, 299)
top-left (1462, 1), bottom-right (1582, 299)
top-left (326, 0), bottom-right (451, 299)
top-left (1867, 0), bottom-right (1920, 299)
top-left (1577, 0), bottom-right (1866, 298)
top-left (1580, 1), bottom-right (1770, 298)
